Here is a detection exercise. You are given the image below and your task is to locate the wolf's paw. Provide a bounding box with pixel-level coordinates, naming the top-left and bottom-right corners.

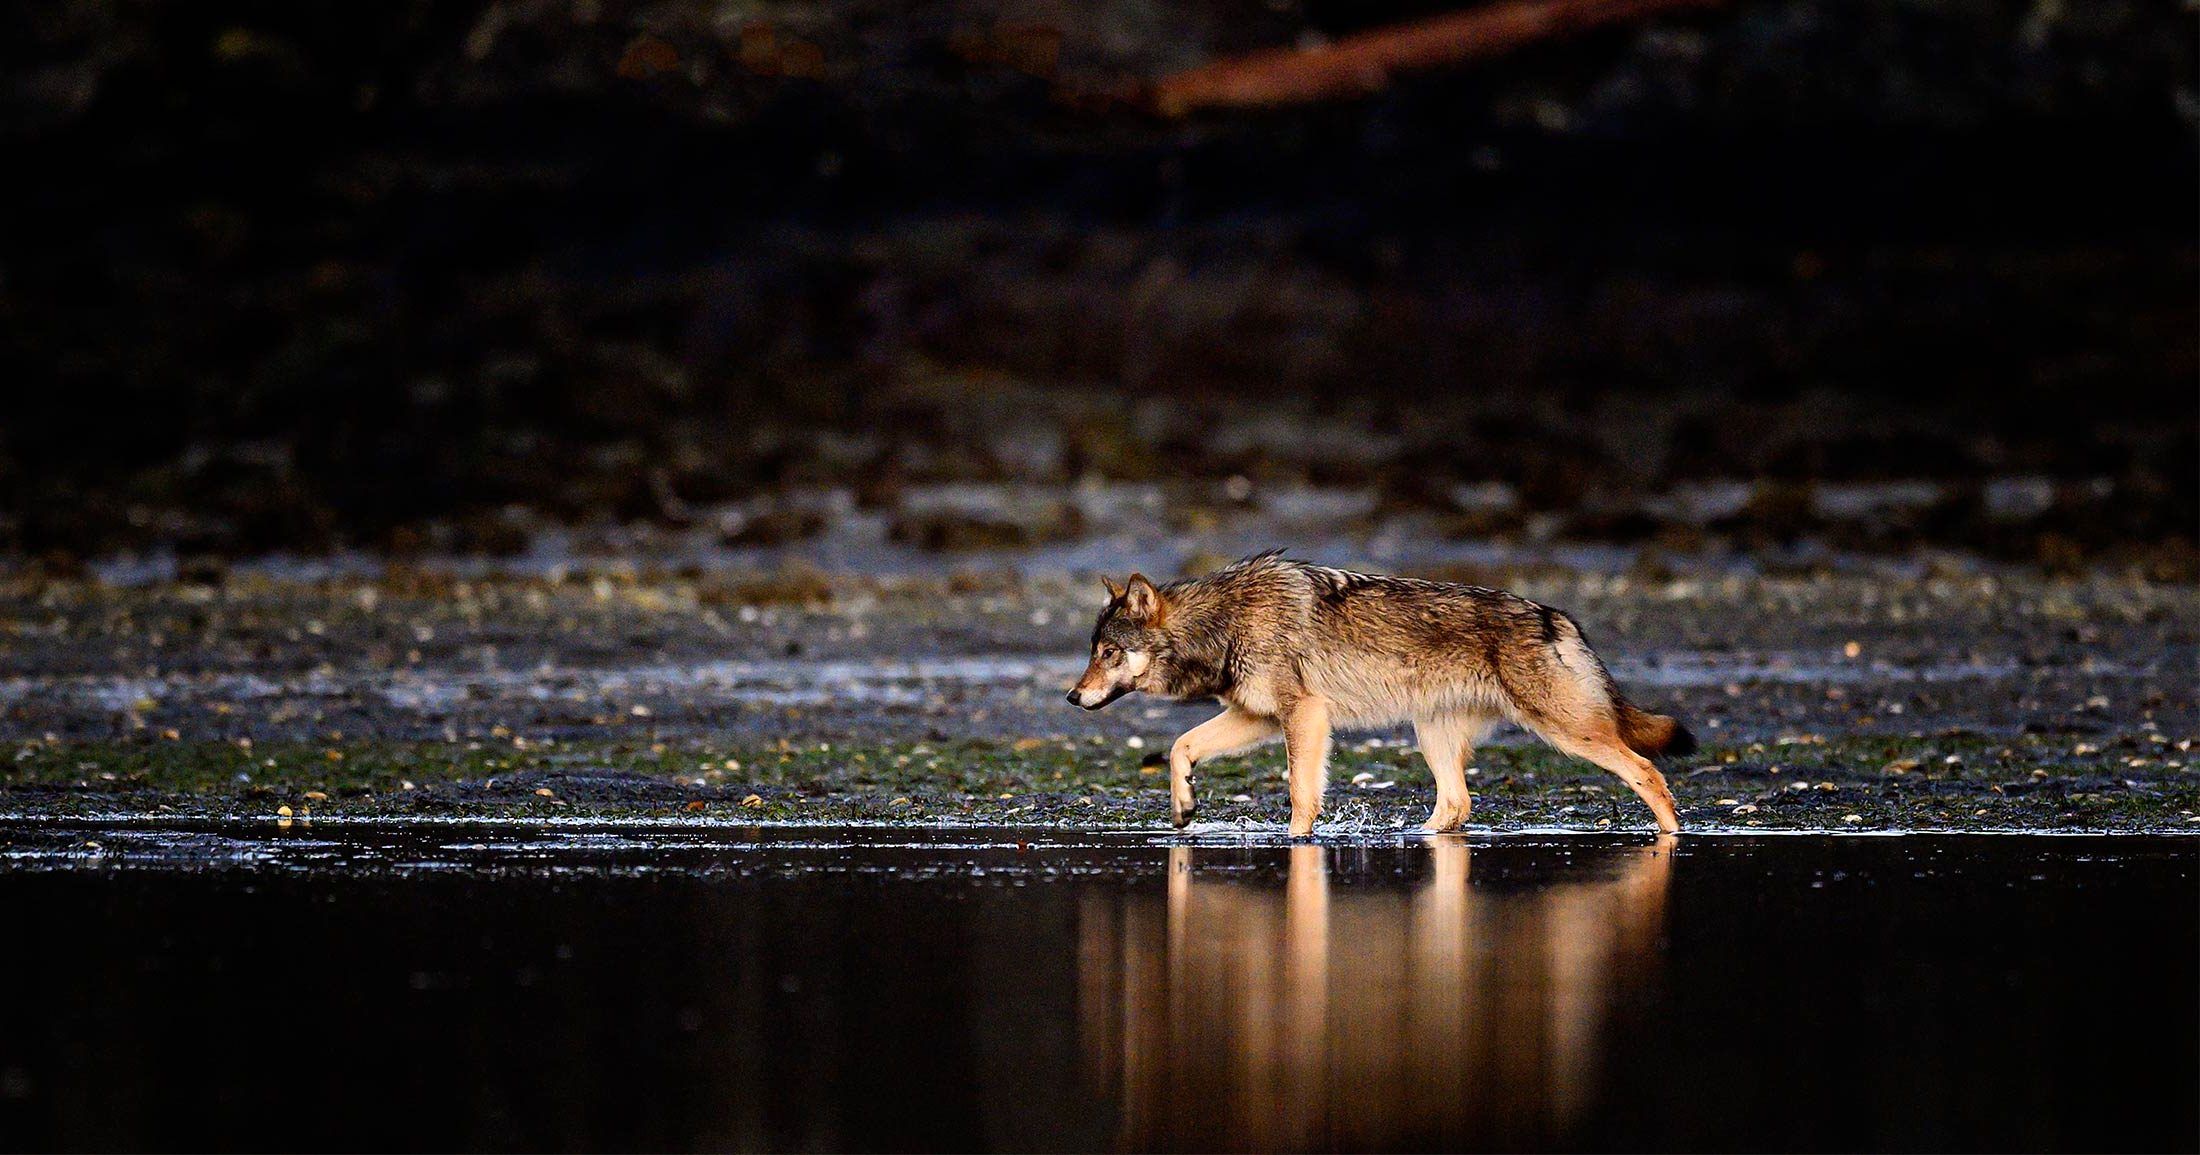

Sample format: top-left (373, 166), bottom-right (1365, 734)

top-left (1421, 805), bottom-right (1470, 833)
top-left (1170, 800), bottom-right (1197, 828)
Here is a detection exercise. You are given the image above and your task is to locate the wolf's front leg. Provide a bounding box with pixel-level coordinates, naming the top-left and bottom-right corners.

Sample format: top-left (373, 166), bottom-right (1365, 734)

top-left (1168, 707), bottom-right (1280, 828)
top-left (1282, 696), bottom-right (1332, 838)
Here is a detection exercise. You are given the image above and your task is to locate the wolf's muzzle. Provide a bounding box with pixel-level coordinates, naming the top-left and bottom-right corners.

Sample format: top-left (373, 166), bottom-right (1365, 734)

top-left (1068, 685), bottom-right (1127, 710)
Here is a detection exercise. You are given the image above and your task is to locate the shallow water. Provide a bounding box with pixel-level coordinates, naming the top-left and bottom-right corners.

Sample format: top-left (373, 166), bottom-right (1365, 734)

top-left (0, 825), bottom-right (2191, 1152)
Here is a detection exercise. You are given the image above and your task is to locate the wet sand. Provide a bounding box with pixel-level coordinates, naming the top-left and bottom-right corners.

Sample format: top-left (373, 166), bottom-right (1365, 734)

top-left (0, 567), bottom-right (2193, 832)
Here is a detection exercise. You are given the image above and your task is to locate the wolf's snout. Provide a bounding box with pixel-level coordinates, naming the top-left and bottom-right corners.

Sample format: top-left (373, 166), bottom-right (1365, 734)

top-left (1067, 683), bottom-right (1119, 710)
top-left (1065, 690), bottom-right (1081, 705)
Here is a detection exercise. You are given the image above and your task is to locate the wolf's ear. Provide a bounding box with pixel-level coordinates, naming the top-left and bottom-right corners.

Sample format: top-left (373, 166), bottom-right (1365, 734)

top-left (1123, 573), bottom-right (1166, 625)
top-left (1100, 575), bottom-right (1125, 601)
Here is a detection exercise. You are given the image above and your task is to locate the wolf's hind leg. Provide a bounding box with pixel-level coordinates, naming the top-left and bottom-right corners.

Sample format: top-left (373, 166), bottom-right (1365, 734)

top-left (1282, 696), bottom-right (1333, 838)
top-left (1533, 720), bottom-right (1682, 834)
top-left (1414, 713), bottom-right (1497, 832)
top-left (1168, 707), bottom-right (1280, 829)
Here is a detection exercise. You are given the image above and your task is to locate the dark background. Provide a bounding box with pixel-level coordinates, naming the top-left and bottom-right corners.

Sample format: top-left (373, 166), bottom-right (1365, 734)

top-left (5, 0), bottom-right (2194, 569)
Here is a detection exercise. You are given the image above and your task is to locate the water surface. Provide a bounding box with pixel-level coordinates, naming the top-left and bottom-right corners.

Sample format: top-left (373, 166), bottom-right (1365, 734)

top-left (0, 826), bottom-right (2191, 1152)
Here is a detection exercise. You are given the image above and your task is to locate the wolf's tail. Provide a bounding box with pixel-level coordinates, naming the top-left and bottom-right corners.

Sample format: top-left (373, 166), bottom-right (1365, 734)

top-left (1617, 701), bottom-right (1697, 760)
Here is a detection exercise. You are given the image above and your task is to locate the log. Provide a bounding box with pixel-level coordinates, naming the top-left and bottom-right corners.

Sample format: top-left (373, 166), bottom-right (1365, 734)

top-left (1143, 0), bottom-right (1723, 116)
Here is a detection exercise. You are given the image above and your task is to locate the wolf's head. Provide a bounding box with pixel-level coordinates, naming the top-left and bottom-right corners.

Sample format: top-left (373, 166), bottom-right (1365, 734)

top-left (1067, 573), bottom-right (1170, 710)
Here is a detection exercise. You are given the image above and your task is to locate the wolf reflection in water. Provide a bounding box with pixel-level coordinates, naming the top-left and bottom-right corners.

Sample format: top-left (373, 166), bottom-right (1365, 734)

top-left (1077, 839), bottom-right (1673, 1150)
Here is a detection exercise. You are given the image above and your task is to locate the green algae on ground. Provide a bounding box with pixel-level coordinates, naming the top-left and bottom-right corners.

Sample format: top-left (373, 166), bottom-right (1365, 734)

top-left (7, 728), bottom-right (2196, 832)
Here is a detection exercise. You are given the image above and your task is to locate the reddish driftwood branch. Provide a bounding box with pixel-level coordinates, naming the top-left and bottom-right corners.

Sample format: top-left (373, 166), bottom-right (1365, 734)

top-left (1142, 0), bottom-right (1722, 116)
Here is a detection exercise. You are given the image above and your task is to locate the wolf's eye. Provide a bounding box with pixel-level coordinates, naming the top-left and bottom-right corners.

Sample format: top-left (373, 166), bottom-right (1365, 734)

top-left (1098, 644), bottom-right (1118, 661)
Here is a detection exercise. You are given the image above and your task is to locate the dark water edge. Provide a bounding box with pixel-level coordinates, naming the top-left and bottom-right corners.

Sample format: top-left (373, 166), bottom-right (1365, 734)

top-left (0, 826), bottom-right (2192, 1153)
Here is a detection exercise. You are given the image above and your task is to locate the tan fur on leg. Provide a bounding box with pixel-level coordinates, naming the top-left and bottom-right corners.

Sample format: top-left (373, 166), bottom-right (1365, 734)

top-left (1535, 724), bottom-right (1682, 834)
top-left (1168, 707), bottom-right (1280, 828)
top-left (1282, 696), bottom-right (1332, 837)
top-left (1413, 712), bottom-right (1494, 832)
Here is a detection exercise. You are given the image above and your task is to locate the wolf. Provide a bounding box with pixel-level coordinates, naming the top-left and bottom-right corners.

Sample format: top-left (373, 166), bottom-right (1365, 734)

top-left (1066, 551), bottom-right (1694, 836)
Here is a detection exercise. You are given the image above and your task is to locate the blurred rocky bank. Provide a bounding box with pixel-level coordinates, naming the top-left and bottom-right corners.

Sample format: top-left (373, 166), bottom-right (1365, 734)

top-left (4, 0), bottom-right (2192, 575)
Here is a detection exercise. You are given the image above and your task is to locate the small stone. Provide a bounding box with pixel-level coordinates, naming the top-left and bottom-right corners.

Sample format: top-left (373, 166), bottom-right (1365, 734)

top-left (534, 787), bottom-right (555, 797)
top-left (1125, 736), bottom-right (1145, 749)
top-left (303, 791), bottom-right (328, 801)
top-left (276, 805), bottom-right (293, 817)
top-left (1731, 804), bottom-right (1758, 815)
top-left (739, 794), bottom-right (765, 808)
top-left (1843, 814), bottom-right (1862, 823)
